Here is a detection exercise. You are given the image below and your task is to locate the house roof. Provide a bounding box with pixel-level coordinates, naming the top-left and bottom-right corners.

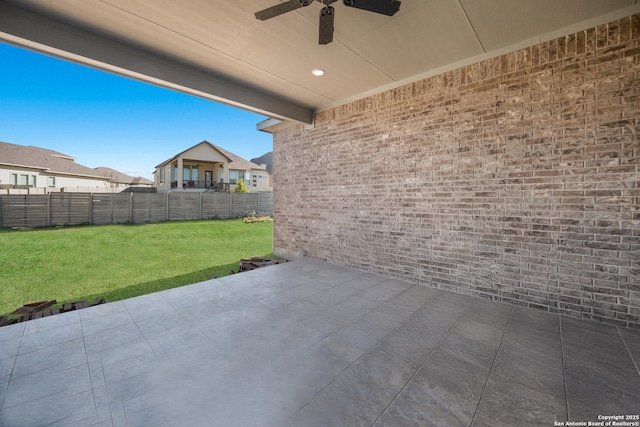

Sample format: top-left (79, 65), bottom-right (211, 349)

top-left (210, 143), bottom-right (268, 172)
top-left (251, 152), bottom-right (273, 175)
top-left (1, 1), bottom-right (638, 128)
top-left (155, 141), bottom-right (268, 172)
top-left (93, 167), bottom-right (153, 185)
top-left (0, 141), bottom-right (106, 179)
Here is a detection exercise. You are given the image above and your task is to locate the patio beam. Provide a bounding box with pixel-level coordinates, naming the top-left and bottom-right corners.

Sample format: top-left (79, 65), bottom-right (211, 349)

top-left (0, 1), bottom-right (314, 124)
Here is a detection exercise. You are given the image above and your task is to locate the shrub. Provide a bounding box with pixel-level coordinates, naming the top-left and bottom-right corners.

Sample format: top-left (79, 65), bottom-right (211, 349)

top-left (234, 180), bottom-right (250, 193)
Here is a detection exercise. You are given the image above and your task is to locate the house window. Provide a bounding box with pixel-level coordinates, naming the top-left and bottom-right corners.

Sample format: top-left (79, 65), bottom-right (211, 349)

top-left (229, 171), bottom-right (237, 184)
top-left (11, 174), bottom-right (17, 186)
top-left (20, 174), bottom-right (28, 185)
top-left (219, 170), bottom-right (224, 183)
top-left (183, 167), bottom-right (190, 181)
top-left (191, 167), bottom-right (199, 182)
top-left (238, 171), bottom-right (245, 184)
top-left (173, 166), bottom-right (179, 182)
top-left (48, 177), bottom-right (56, 187)
top-left (159, 168), bottom-right (165, 184)
top-left (31, 175), bottom-right (37, 187)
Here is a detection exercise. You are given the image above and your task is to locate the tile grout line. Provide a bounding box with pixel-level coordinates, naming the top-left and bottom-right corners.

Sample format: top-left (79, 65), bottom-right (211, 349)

top-left (370, 293), bottom-right (470, 427)
top-left (0, 323), bottom-right (26, 415)
top-left (78, 312), bottom-right (105, 424)
top-left (616, 326), bottom-right (640, 377)
top-left (285, 288), bottom-right (446, 425)
top-left (468, 305), bottom-right (515, 427)
top-left (559, 315), bottom-right (570, 422)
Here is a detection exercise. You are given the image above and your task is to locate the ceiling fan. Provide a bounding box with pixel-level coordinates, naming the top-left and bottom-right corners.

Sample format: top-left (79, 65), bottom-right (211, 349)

top-left (255, 0), bottom-right (401, 45)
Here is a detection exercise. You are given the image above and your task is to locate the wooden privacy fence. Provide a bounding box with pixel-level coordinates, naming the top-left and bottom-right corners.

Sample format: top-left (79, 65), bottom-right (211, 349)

top-left (0, 191), bottom-right (273, 228)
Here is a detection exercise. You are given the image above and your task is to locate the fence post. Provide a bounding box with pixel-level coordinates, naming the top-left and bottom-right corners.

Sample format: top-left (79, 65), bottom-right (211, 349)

top-left (129, 192), bottom-right (134, 223)
top-left (0, 195), bottom-right (3, 228)
top-left (46, 193), bottom-right (51, 227)
top-left (89, 193), bottom-right (94, 225)
top-left (166, 191), bottom-right (170, 221)
top-left (229, 191), bottom-right (233, 218)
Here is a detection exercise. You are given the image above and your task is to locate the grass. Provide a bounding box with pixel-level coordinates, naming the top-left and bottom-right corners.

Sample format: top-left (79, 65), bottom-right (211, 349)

top-left (0, 219), bottom-right (273, 317)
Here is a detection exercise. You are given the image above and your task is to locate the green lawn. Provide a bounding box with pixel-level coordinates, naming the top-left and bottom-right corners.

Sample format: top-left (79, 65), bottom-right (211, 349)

top-left (0, 220), bottom-right (273, 317)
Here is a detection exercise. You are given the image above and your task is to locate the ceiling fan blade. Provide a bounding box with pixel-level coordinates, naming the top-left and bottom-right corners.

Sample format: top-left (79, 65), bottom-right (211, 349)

top-left (255, 0), bottom-right (311, 21)
top-left (319, 6), bottom-right (334, 45)
top-left (342, 0), bottom-right (401, 16)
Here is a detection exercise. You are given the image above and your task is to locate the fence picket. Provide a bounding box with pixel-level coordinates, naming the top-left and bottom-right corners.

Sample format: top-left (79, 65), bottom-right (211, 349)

top-left (0, 191), bottom-right (272, 228)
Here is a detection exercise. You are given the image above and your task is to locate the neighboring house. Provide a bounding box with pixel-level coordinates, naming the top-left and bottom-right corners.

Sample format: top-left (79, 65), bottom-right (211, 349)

top-left (153, 141), bottom-right (270, 193)
top-left (93, 167), bottom-right (153, 192)
top-left (250, 151), bottom-right (273, 175)
top-left (250, 151), bottom-right (273, 189)
top-left (0, 141), bottom-right (111, 194)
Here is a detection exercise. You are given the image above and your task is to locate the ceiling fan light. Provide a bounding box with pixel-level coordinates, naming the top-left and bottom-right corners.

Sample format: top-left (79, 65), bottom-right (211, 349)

top-left (312, 69), bottom-right (325, 76)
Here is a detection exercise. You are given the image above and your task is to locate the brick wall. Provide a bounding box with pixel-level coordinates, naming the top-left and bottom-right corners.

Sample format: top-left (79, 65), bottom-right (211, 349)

top-left (273, 15), bottom-right (640, 327)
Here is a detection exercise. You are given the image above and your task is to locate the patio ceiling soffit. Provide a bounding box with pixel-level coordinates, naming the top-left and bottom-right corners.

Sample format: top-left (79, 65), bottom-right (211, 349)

top-left (0, 1), bottom-right (314, 125)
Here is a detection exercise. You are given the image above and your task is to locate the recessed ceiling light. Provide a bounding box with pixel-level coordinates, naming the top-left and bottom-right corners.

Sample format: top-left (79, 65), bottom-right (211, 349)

top-left (312, 69), bottom-right (325, 76)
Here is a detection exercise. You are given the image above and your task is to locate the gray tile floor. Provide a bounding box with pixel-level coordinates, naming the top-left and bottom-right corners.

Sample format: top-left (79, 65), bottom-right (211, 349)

top-left (0, 258), bottom-right (638, 427)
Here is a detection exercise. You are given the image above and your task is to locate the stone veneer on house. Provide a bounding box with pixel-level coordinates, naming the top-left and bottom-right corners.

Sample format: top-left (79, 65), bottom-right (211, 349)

top-left (273, 14), bottom-right (640, 327)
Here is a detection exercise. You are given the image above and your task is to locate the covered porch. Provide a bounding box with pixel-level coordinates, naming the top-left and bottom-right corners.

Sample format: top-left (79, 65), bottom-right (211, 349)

top-left (169, 160), bottom-right (228, 191)
top-left (0, 258), bottom-right (638, 426)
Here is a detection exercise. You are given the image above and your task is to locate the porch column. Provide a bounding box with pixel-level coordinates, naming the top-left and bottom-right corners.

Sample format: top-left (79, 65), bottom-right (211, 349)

top-left (177, 157), bottom-right (184, 189)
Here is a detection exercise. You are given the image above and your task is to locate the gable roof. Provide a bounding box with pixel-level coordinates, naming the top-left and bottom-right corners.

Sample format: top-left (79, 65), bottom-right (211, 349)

top-left (250, 152), bottom-right (273, 175)
top-left (93, 167), bottom-right (153, 185)
top-left (155, 141), bottom-right (268, 172)
top-left (0, 141), bottom-right (106, 179)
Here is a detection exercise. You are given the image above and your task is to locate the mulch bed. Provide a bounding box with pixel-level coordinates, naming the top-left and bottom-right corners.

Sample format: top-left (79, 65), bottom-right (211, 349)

top-left (0, 297), bottom-right (106, 328)
top-left (232, 257), bottom-right (288, 274)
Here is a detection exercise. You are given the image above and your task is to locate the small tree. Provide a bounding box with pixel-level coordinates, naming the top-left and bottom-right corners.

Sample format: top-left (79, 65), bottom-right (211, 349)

top-left (234, 180), bottom-right (250, 193)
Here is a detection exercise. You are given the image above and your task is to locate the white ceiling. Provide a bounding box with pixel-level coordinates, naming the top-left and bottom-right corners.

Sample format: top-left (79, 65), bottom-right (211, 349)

top-left (1, 0), bottom-right (639, 126)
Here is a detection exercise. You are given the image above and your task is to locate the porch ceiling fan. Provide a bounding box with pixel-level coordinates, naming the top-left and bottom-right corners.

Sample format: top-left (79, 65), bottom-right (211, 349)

top-left (255, 0), bottom-right (401, 45)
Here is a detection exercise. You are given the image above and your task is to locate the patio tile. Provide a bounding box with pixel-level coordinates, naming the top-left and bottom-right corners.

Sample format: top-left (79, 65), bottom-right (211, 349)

top-left (491, 336), bottom-right (565, 398)
top-left (102, 351), bottom-right (168, 385)
top-left (83, 323), bottom-right (143, 354)
top-left (2, 364), bottom-right (91, 409)
top-left (427, 291), bottom-right (475, 315)
top-left (78, 301), bottom-right (127, 320)
top-left (619, 326), bottom-right (640, 364)
top-left (18, 321), bottom-right (82, 354)
top-left (0, 337), bottom-right (21, 362)
top-left (456, 301), bottom-right (512, 330)
top-left (386, 285), bottom-right (440, 311)
top-left (0, 389), bottom-right (96, 427)
top-left (448, 318), bottom-right (504, 349)
top-left (302, 311), bottom-right (353, 335)
top-left (359, 279), bottom-right (413, 303)
top-left (474, 375), bottom-right (567, 426)
top-left (564, 350), bottom-right (640, 420)
top-left (324, 295), bottom-right (382, 322)
top-left (0, 358), bottom-right (14, 385)
top-left (437, 332), bottom-right (500, 370)
top-left (22, 310), bottom-right (80, 336)
top-left (409, 305), bottom-right (460, 332)
top-left (561, 316), bottom-right (630, 363)
top-left (0, 323), bottom-right (25, 343)
top-left (81, 310), bottom-right (134, 336)
top-left (369, 322), bottom-right (445, 376)
top-left (145, 323), bottom-right (211, 357)
top-left (376, 348), bottom-right (490, 427)
top-left (326, 323), bottom-right (381, 352)
top-left (123, 293), bottom-right (178, 322)
top-left (135, 311), bottom-right (188, 338)
top-left (11, 337), bottom-right (86, 379)
top-left (98, 337), bottom-right (156, 368)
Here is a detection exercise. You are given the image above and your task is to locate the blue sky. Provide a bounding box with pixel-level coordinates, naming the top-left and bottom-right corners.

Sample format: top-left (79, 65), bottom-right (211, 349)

top-left (0, 42), bottom-right (273, 180)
